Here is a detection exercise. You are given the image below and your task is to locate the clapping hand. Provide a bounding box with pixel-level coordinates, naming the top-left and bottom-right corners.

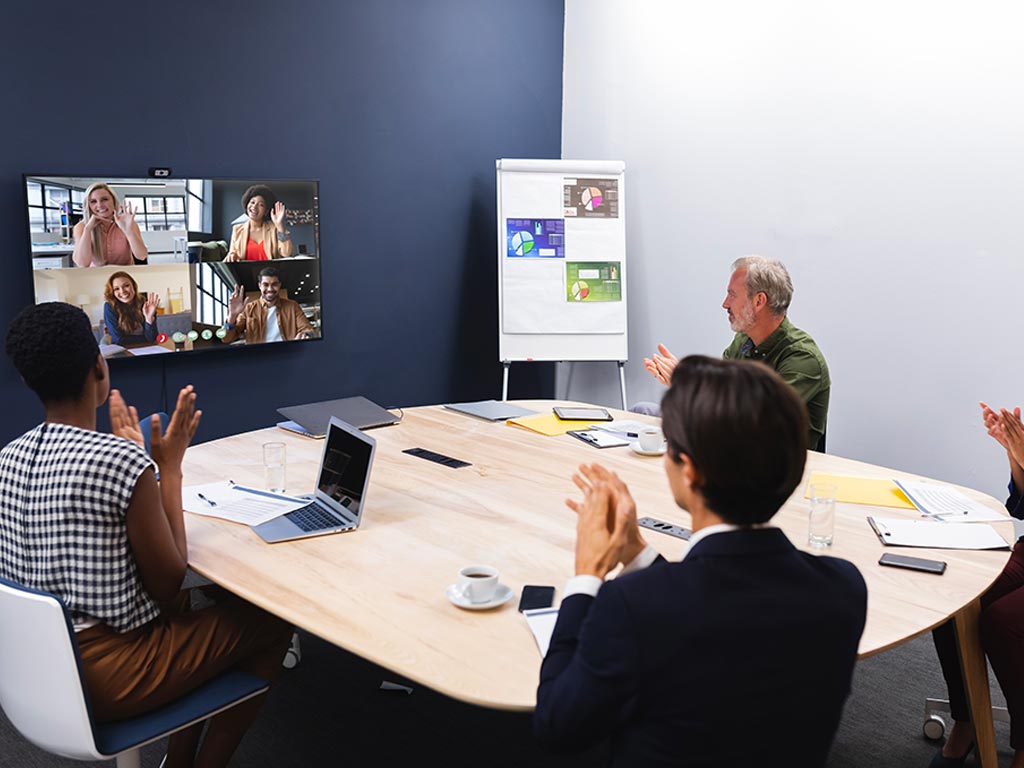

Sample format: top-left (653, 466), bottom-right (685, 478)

top-left (109, 389), bottom-right (145, 448)
top-left (567, 463), bottom-right (646, 577)
top-left (643, 343), bottom-right (678, 386)
top-left (149, 385), bottom-right (202, 474)
top-left (1000, 407), bottom-right (1024, 473)
top-left (981, 402), bottom-right (1021, 450)
top-left (270, 201), bottom-right (287, 231)
top-left (143, 293), bottom-right (160, 324)
top-left (114, 201), bottom-right (137, 233)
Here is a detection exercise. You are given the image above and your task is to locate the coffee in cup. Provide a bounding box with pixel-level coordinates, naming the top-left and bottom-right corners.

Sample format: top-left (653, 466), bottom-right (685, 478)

top-left (456, 564), bottom-right (499, 604)
top-left (638, 427), bottom-right (664, 452)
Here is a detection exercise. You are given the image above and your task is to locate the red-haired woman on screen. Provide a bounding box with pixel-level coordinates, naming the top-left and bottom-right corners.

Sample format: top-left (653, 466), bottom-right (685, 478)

top-left (103, 271), bottom-right (158, 346)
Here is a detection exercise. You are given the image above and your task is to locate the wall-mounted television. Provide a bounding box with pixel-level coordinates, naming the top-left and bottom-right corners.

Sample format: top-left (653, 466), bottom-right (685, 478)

top-left (24, 175), bottom-right (321, 359)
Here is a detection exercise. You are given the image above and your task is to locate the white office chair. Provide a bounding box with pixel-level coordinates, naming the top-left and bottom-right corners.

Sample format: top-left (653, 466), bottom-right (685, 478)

top-left (0, 576), bottom-right (270, 768)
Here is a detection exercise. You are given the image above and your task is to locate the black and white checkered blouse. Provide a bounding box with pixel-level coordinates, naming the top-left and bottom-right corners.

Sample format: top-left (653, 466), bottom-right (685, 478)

top-left (0, 423), bottom-right (160, 633)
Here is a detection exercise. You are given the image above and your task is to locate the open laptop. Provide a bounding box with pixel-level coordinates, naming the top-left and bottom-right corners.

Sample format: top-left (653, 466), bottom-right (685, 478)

top-left (277, 395), bottom-right (399, 437)
top-left (253, 417), bottom-right (376, 544)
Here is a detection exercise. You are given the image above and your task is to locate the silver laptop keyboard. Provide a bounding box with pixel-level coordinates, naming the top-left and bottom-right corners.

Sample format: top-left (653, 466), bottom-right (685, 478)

top-left (287, 503), bottom-right (343, 532)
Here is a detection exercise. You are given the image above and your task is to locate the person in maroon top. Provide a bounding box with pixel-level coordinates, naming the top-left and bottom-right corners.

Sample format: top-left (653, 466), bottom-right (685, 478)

top-left (224, 185), bottom-right (294, 262)
top-left (930, 402), bottom-right (1024, 768)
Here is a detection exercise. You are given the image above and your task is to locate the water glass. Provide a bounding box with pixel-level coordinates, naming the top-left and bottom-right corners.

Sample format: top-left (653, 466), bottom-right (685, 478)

top-left (263, 442), bottom-right (286, 493)
top-left (808, 483), bottom-right (837, 547)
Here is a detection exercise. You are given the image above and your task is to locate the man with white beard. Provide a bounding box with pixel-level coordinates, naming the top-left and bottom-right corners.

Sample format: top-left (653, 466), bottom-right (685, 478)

top-left (640, 256), bottom-right (830, 451)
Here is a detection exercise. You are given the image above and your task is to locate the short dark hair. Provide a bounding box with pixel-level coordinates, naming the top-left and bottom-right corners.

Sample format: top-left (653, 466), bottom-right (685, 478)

top-left (241, 185), bottom-right (278, 221)
top-left (258, 266), bottom-right (282, 283)
top-left (660, 355), bottom-right (808, 525)
top-left (6, 303), bottom-right (100, 403)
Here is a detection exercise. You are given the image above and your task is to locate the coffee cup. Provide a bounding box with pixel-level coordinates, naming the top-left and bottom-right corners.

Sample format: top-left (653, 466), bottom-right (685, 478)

top-left (638, 427), bottom-right (664, 452)
top-left (456, 565), bottom-right (499, 604)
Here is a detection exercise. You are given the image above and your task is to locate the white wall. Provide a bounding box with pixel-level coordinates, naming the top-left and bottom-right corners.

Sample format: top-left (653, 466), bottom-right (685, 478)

top-left (561, 0), bottom-right (1024, 498)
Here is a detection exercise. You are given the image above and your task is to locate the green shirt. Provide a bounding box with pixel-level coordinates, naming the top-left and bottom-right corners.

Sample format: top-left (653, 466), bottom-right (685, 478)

top-left (723, 317), bottom-right (830, 451)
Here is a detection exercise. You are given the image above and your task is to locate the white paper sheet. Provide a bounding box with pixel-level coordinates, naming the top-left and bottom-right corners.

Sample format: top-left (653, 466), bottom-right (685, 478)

top-left (523, 607), bottom-right (560, 657)
top-left (183, 481), bottom-right (309, 526)
top-left (867, 517), bottom-right (1009, 550)
top-left (892, 479), bottom-right (1008, 523)
top-left (590, 420), bottom-right (652, 438)
top-left (124, 345), bottom-right (173, 356)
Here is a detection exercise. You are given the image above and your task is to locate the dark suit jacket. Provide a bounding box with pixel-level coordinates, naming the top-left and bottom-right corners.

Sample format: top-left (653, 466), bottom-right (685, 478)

top-left (534, 527), bottom-right (867, 767)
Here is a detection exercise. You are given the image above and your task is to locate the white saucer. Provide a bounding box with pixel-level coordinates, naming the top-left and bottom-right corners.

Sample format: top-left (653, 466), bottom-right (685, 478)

top-left (629, 440), bottom-right (666, 457)
top-left (445, 583), bottom-right (514, 610)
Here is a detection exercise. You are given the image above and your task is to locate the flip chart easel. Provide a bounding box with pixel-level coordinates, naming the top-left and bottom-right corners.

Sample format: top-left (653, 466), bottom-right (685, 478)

top-left (496, 158), bottom-right (628, 406)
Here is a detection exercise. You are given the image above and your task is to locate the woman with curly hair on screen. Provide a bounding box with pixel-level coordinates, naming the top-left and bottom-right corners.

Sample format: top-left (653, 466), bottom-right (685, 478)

top-left (224, 184), bottom-right (294, 262)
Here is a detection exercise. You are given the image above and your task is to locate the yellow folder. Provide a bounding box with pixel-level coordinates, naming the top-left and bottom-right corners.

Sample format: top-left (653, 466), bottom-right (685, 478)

top-left (804, 472), bottom-right (915, 509)
top-left (506, 413), bottom-right (595, 436)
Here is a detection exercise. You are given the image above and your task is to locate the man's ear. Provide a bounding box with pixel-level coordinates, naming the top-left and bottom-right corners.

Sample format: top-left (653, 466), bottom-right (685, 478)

top-left (93, 353), bottom-right (106, 382)
top-left (752, 290), bottom-right (768, 312)
top-left (678, 453), bottom-right (703, 490)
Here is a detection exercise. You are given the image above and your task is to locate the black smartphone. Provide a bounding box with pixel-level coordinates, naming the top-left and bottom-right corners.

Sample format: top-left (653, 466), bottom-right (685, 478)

top-left (878, 552), bottom-right (947, 575)
top-left (552, 406), bottom-right (613, 421)
top-left (518, 585), bottom-right (556, 612)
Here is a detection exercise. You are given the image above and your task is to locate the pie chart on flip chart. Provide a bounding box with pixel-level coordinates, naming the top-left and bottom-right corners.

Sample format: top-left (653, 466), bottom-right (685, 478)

top-left (581, 187), bottom-right (604, 211)
top-left (570, 280), bottom-right (590, 301)
top-left (511, 230), bottom-right (535, 256)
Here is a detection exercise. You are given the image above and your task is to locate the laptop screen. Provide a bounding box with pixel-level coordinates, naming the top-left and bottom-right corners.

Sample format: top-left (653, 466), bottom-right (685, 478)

top-left (317, 422), bottom-right (373, 516)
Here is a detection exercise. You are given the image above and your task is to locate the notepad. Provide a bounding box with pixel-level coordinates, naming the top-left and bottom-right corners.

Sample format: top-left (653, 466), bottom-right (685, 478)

top-left (506, 413), bottom-right (593, 436)
top-left (804, 473), bottom-right (915, 510)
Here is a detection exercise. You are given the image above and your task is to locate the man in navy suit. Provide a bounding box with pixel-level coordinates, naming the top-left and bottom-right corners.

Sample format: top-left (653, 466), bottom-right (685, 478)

top-left (534, 355), bottom-right (867, 767)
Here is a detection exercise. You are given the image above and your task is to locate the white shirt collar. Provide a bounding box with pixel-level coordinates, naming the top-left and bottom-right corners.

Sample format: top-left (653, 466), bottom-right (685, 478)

top-left (681, 522), bottom-right (769, 561)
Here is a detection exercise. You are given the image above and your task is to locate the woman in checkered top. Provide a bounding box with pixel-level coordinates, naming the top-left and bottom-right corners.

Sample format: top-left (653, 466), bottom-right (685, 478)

top-left (0, 302), bottom-right (293, 768)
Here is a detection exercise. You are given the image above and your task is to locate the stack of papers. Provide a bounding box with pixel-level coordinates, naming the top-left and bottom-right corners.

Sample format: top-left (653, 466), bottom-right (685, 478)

top-left (183, 481), bottom-right (309, 526)
top-left (892, 479), bottom-right (1008, 523)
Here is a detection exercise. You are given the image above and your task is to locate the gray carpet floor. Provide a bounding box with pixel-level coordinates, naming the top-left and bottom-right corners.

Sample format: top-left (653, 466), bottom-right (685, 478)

top-left (0, 630), bottom-right (1013, 767)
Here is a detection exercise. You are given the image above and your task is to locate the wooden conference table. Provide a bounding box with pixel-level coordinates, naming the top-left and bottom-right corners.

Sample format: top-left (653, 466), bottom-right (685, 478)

top-left (182, 401), bottom-right (1013, 767)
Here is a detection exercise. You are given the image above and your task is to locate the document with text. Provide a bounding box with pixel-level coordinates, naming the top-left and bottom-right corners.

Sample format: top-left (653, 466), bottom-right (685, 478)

top-left (892, 479), bottom-right (1007, 523)
top-left (183, 481), bottom-right (308, 526)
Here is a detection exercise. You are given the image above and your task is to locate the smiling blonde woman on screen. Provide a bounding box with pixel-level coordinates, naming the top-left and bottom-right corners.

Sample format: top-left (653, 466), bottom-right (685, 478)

top-left (72, 182), bottom-right (148, 267)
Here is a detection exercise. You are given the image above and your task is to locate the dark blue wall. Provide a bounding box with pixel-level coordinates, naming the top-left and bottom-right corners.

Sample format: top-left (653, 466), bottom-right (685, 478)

top-left (0, 0), bottom-right (562, 441)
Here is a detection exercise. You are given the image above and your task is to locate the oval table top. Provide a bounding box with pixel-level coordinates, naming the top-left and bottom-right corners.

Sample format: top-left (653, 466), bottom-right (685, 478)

top-left (181, 401), bottom-right (1013, 711)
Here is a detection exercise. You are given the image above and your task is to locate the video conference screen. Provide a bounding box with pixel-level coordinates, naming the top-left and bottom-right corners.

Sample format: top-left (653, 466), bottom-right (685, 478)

top-left (24, 175), bottom-right (321, 359)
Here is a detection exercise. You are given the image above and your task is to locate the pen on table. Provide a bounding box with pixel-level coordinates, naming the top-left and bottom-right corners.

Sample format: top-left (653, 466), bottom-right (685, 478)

top-left (197, 493), bottom-right (217, 507)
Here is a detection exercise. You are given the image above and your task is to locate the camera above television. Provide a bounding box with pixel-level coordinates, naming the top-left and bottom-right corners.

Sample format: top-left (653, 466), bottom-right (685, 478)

top-left (24, 175), bottom-right (321, 359)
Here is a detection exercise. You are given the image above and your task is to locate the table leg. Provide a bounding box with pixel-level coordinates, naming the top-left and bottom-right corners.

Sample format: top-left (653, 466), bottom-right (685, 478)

top-left (955, 598), bottom-right (997, 768)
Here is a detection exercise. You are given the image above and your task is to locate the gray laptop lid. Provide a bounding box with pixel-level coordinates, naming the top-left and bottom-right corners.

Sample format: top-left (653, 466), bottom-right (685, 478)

top-left (277, 396), bottom-right (398, 436)
top-left (253, 417), bottom-right (376, 543)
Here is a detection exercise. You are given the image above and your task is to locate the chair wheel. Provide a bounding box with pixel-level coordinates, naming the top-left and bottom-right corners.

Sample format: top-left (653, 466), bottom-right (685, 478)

top-left (282, 632), bottom-right (301, 669)
top-left (923, 715), bottom-right (946, 741)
